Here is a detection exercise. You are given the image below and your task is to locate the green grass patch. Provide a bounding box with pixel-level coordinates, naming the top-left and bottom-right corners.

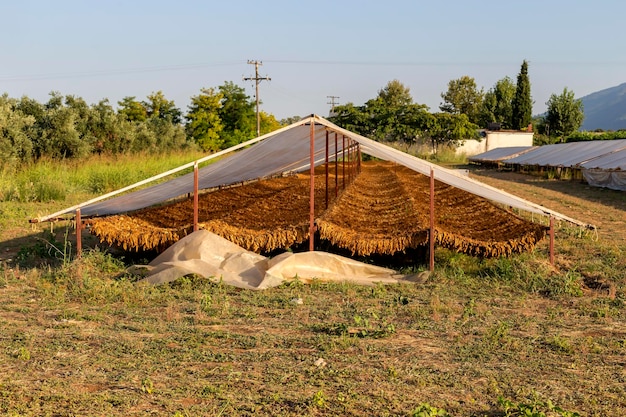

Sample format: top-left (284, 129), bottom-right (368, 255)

top-left (0, 150), bottom-right (207, 203)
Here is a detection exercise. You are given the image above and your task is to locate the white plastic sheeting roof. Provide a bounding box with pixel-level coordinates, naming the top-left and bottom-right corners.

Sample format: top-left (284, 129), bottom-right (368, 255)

top-left (34, 115), bottom-right (588, 227)
top-left (468, 146), bottom-right (535, 163)
top-left (579, 148), bottom-right (626, 170)
top-left (505, 139), bottom-right (626, 168)
top-left (70, 123), bottom-right (339, 217)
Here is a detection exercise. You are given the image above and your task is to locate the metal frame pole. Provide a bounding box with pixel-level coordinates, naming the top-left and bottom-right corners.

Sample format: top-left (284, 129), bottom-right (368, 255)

top-left (351, 141), bottom-right (356, 181)
top-left (309, 122), bottom-right (316, 251)
top-left (429, 168), bottom-right (435, 271)
top-left (334, 133), bottom-right (338, 198)
top-left (348, 140), bottom-right (353, 184)
top-left (342, 135), bottom-right (346, 189)
top-left (325, 130), bottom-right (329, 209)
top-left (75, 208), bottom-right (82, 258)
top-left (549, 216), bottom-right (555, 265)
top-left (193, 161), bottom-right (199, 232)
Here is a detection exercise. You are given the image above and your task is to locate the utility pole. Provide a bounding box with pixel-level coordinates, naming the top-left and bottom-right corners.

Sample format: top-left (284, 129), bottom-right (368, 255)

top-left (244, 60), bottom-right (271, 137)
top-left (327, 95), bottom-right (340, 114)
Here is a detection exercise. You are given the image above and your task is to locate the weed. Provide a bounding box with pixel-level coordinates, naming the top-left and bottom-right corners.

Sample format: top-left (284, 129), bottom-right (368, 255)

top-left (462, 298), bottom-right (476, 320)
top-left (16, 228), bottom-right (74, 267)
top-left (310, 390), bottom-right (326, 408)
top-left (409, 402), bottom-right (451, 417)
top-left (141, 377), bottom-right (154, 394)
top-left (541, 270), bottom-right (584, 298)
top-left (14, 347), bottom-right (31, 361)
top-left (498, 396), bottom-right (581, 417)
top-left (544, 335), bottom-right (573, 354)
top-left (483, 320), bottom-right (511, 349)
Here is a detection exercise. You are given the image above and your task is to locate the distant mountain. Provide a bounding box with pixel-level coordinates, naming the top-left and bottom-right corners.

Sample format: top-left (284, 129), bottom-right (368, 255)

top-left (580, 82), bottom-right (626, 131)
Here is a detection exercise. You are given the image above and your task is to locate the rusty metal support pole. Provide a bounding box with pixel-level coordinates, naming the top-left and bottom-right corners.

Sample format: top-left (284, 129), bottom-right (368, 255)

top-left (348, 139), bottom-right (354, 184)
top-left (309, 121), bottom-right (316, 251)
top-left (342, 135), bottom-right (346, 189)
top-left (346, 139), bottom-right (350, 184)
top-left (334, 132), bottom-right (338, 198)
top-left (429, 168), bottom-right (435, 271)
top-left (75, 208), bottom-right (82, 259)
top-left (193, 161), bottom-right (199, 232)
top-left (351, 141), bottom-right (356, 179)
top-left (549, 216), bottom-right (555, 265)
top-left (349, 140), bottom-right (353, 184)
top-left (357, 145), bottom-right (361, 173)
top-left (325, 130), bottom-right (329, 209)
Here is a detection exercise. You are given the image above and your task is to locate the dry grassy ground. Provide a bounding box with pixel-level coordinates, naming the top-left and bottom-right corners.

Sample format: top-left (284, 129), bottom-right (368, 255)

top-left (0, 168), bottom-right (624, 416)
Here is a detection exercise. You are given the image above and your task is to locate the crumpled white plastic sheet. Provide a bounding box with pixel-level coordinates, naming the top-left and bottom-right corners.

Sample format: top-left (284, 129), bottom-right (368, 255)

top-left (132, 230), bottom-right (418, 290)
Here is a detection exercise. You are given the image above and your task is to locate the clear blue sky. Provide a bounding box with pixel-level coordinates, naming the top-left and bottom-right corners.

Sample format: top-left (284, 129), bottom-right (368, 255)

top-left (1, 0), bottom-right (624, 121)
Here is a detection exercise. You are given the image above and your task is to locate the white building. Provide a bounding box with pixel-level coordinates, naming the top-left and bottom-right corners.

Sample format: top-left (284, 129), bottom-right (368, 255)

top-left (457, 128), bottom-right (534, 156)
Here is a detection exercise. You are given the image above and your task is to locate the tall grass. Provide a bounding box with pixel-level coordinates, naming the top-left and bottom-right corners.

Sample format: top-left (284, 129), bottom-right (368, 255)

top-left (384, 141), bottom-right (469, 165)
top-left (0, 150), bottom-right (207, 203)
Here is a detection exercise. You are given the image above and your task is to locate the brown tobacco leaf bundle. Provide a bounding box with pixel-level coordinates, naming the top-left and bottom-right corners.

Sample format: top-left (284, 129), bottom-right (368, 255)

top-left (90, 161), bottom-right (546, 257)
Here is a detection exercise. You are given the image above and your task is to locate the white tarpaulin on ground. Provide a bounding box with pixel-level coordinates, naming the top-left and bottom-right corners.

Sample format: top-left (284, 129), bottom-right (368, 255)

top-left (132, 230), bottom-right (417, 289)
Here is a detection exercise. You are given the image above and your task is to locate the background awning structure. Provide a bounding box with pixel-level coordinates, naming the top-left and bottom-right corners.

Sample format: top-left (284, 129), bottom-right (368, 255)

top-left (503, 139), bottom-right (626, 167)
top-left (468, 146), bottom-right (535, 164)
top-left (32, 115), bottom-right (590, 228)
top-left (470, 138), bottom-right (626, 191)
top-left (580, 148), bottom-right (626, 171)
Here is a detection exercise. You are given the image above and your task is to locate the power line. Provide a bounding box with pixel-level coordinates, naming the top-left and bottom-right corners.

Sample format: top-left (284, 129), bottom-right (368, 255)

top-left (0, 61), bottom-right (243, 82)
top-left (244, 60), bottom-right (271, 137)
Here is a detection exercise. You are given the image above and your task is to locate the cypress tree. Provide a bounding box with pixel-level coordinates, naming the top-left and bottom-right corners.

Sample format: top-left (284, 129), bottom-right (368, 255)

top-left (512, 60), bottom-right (532, 130)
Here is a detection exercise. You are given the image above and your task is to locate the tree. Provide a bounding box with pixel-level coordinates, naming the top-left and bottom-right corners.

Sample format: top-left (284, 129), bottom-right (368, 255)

top-left (118, 96), bottom-right (147, 122)
top-left (544, 88), bottom-right (584, 139)
top-left (377, 79), bottom-right (413, 108)
top-left (0, 94), bottom-right (35, 164)
top-left (280, 115), bottom-right (302, 126)
top-left (39, 93), bottom-right (89, 159)
top-left (479, 76), bottom-right (515, 129)
top-left (364, 80), bottom-right (432, 142)
top-left (426, 113), bottom-right (479, 153)
top-left (145, 116), bottom-right (188, 150)
top-left (439, 76), bottom-right (484, 124)
top-left (259, 111), bottom-right (282, 135)
top-left (88, 99), bottom-right (137, 153)
top-left (186, 88), bottom-right (224, 152)
top-left (329, 102), bottom-right (372, 137)
top-left (331, 80), bottom-right (476, 147)
top-left (143, 91), bottom-right (182, 124)
top-left (337, 80), bottom-right (430, 142)
top-left (218, 81), bottom-right (255, 144)
top-left (511, 60), bottom-right (532, 130)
